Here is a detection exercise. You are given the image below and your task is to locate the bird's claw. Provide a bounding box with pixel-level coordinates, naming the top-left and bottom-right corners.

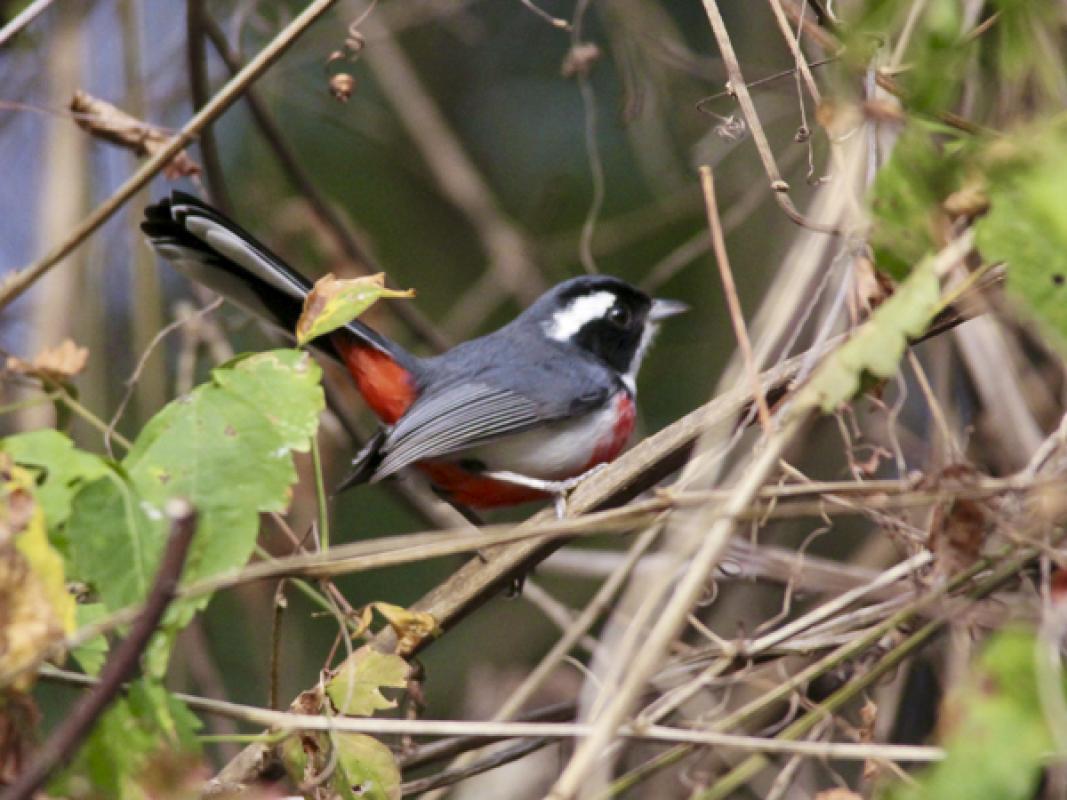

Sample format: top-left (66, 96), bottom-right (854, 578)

top-left (486, 464), bottom-right (609, 520)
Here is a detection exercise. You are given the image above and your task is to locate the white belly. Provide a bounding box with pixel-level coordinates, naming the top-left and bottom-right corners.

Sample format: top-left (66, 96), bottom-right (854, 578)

top-left (460, 403), bottom-right (620, 480)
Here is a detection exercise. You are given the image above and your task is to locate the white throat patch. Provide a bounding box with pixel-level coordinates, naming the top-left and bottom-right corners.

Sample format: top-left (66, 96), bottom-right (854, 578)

top-left (621, 321), bottom-right (659, 396)
top-left (543, 291), bottom-right (616, 341)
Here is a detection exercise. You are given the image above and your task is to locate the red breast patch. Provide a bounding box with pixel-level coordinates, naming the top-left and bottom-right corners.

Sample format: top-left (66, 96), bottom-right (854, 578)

top-left (332, 334), bottom-right (416, 424)
top-left (584, 392), bottom-right (636, 471)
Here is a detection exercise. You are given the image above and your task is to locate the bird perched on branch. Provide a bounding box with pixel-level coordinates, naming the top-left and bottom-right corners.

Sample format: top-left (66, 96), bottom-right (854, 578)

top-left (142, 192), bottom-right (686, 512)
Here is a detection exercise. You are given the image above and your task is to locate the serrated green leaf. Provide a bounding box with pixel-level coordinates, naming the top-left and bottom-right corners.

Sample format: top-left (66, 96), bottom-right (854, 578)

top-left (125, 350), bottom-right (323, 514)
top-left (796, 254), bottom-right (941, 412)
top-left (0, 429), bottom-right (109, 538)
top-left (883, 627), bottom-right (1051, 800)
top-left (295, 273), bottom-right (414, 346)
top-left (326, 645), bottom-right (410, 717)
top-left (281, 731), bottom-right (401, 800)
top-left (333, 733), bottom-right (401, 800)
top-left (63, 349), bottom-right (324, 670)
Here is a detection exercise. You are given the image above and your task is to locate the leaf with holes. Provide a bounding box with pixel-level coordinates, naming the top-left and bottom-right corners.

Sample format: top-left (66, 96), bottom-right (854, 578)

top-left (333, 733), bottom-right (401, 800)
top-left (62, 350), bottom-right (323, 672)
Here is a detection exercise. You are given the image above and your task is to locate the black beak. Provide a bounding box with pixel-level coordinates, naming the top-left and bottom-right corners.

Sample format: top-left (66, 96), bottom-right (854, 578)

top-left (649, 298), bottom-right (689, 322)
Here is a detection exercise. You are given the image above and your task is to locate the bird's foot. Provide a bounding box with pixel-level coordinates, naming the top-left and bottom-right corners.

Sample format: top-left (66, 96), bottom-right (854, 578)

top-left (485, 464), bottom-right (609, 519)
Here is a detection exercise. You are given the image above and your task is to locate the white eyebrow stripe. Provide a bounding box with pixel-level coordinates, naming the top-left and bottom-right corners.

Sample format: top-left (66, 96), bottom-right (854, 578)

top-left (543, 291), bottom-right (616, 341)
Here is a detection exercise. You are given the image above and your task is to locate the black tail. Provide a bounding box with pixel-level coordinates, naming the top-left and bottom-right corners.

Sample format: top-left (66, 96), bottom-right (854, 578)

top-left (334, 429), bottom-right (388, 495)
top-left (141, 192), bottom-right (411, 367)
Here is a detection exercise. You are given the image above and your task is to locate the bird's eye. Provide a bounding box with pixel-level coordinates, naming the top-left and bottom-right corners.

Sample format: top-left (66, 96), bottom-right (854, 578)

top-left (608, 305), bottom-right (632, 327)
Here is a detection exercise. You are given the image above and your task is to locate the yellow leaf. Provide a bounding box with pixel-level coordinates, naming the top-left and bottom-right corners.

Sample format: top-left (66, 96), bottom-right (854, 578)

top-left (295, 273), bottom-right (415, 346)
top-left (372, 602), bottom-right (439, 657)
top-left (0, 457), bottom-right (76, 691)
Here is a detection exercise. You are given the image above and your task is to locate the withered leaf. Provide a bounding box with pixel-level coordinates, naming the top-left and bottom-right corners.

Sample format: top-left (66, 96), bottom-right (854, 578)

top-left (6, 338), bottom-right (88, 383)
top-left (70, 90), bottom-right (201, 180)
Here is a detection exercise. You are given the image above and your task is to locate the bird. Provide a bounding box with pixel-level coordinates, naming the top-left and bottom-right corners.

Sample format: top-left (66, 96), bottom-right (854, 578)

top-left (141, 192), bottom-right (687, 512)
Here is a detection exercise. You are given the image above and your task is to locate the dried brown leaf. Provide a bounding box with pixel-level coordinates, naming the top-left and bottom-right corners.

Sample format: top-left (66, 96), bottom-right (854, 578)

top-left (70, 90), bottom-right (201, 180)
top-left (6, 338), bottom-right (88, 383)
top-left (926, 465), bottom-right (993, 576)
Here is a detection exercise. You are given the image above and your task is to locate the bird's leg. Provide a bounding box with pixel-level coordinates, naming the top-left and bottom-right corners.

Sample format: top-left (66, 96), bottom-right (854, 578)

top-left (485, 464), bottom-right (609, 519)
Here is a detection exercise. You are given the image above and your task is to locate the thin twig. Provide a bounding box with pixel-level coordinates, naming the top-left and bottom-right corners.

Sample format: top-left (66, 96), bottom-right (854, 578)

top-left (571, 0), bottom-right (603, 275)
top-left (517, 0), bottom-right (570, 30)
top-left (0, 501), bottom-right (197, 800)
top-left (699, 164), bottom-right (772, 431)
top-left (699, 0), bottom-right (839, 234)
top-left (199, 14), bottom-right (450, 353)
top-left (401, 737), bottom-right (554, 796)
top-left (25, 668), bottom-right (948, 764)
top-left (766, 0), bottom-right (822, 105)
top-left (104, 296), bottom-right (223, 457)
top-left (0, 0), bottom-right (61, 48)
top-left (310, 434), bottom-right (330, 552)
top-left (185, 0), bottom-right (233, 213)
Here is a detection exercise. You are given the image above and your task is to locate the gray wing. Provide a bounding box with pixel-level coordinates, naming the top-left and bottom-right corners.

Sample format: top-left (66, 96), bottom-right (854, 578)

top-left (371, 383), bottom-right (549, 480)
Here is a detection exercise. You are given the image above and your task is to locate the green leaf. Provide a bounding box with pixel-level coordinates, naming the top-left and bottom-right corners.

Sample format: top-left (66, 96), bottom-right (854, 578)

top-left (326, 645), bottom-right (410, 717)
top-left (868, 123), bottom-right (972, 279)
top-left (295, 273), bottom-right (414, 346)
top-left (0, 429), bottom-right (109, 538)
top-left (125, 350), bottom-right (323, 514)
top-left (976, 122), bottom-right (1067, 352)
top-left (66, 473), bottom-right (163, 615)
top-left (883, 627), bottom-right (1051, 800)
top-left (56, 679), bottom-right (201, 799)
top-left (63, 349), bottom-right (324, 669)
top-left (842, 0), bottom-right (969, 117)
top-left (126, 679), bottom-right (203, 753)
top-left (281, 731), bottom-right (401, 800)
top-left (796, 253), bottom-right (942, 412)
top-left (71, 602), bottom-right (109, 677)
top-left (333, 733), bottom-right (402, 800)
